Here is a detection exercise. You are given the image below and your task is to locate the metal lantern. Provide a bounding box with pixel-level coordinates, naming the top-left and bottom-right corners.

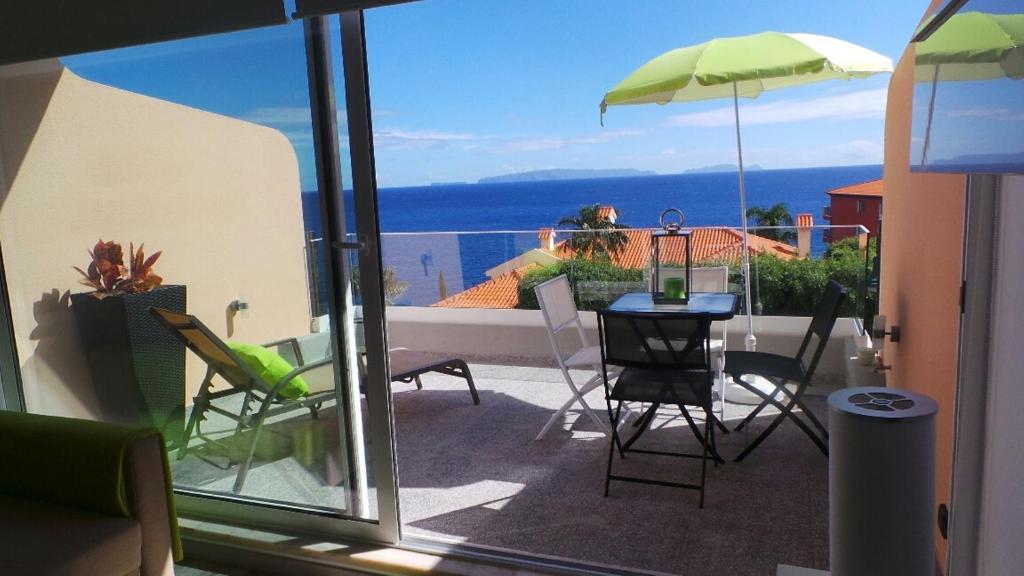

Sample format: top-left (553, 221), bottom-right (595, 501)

top-left (651, 208), bottom-right (692, 305)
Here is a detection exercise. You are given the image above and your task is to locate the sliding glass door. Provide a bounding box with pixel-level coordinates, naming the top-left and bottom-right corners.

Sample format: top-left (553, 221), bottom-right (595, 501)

top-left (0, 11), bottom-right (399, 542)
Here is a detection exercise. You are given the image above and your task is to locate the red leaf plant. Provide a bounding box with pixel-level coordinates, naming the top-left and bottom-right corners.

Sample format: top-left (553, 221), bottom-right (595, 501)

top-left (74, 240), bottom-right (163, 299)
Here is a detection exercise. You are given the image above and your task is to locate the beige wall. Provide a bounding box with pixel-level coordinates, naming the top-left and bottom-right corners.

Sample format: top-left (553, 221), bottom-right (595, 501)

top-left (880, 39), bottom-right (967, 572)
top-left (0, 60), bottom-right (312, 418)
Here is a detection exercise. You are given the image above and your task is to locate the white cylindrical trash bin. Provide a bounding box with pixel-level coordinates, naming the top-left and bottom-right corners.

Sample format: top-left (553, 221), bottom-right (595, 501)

top-left (829, 386), bottom-right (937, 576)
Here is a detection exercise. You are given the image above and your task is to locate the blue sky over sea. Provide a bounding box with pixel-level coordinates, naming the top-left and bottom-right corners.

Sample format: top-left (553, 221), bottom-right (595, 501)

top-left (63, 1), bottom-right (927, 189)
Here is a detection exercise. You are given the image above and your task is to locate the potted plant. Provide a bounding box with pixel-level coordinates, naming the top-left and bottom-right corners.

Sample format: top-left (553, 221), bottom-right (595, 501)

top-left (71, 240), bottom-right (186, 445)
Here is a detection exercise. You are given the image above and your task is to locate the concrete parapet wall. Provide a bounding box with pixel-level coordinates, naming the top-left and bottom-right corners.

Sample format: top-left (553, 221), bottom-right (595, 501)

top-left (385, 306), bottom-right (859, 384)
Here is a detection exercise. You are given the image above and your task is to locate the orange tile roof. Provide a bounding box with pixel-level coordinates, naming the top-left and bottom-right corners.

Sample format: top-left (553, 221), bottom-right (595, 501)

top-left (433, 265), bottom-right (537, 308)
top-left (597, 206), bottom-right (618, 221)
top-left (433, 228), bottom-right (796, 309)
top-left (554, 228), bottom-right (796, 268)
top-left (827, 179), bottom-right (883, 197)
top-left (796, 213), bottom-right (814, 228)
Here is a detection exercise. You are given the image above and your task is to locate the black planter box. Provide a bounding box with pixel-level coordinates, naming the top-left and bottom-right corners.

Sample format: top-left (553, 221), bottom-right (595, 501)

top-left (71, 285), bottom-right (186, 445)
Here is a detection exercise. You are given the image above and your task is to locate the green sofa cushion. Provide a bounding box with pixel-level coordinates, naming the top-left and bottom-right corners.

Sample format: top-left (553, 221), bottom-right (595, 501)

top-left (227, 342), bottom-right (310, 399)
top-left (0, 411), bottom-right (182, 561)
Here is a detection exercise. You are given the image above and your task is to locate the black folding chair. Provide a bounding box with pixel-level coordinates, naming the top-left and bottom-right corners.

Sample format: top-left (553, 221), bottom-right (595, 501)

top-left (598, 310), bottom-right (718, 508)
top-left (725, 280), bottom-right (848, 461)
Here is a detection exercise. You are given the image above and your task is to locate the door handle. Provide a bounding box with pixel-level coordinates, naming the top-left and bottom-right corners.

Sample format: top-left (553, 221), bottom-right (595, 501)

top-left (332, 237), bottom-right (366, 251)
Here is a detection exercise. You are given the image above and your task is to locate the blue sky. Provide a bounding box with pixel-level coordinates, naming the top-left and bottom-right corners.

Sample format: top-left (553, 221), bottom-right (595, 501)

top-left (64, 0), bottom-right (928, 189)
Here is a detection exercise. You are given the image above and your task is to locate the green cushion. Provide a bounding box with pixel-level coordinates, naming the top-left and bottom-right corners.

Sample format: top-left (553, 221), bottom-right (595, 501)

top-left (227, 342), bottom-right (310, 399)
top-left (0, 411), bottom-right (182, 561)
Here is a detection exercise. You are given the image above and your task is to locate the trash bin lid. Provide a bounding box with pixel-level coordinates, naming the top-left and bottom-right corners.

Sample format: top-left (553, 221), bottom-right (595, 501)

top-left (829, 386), bottom-right (938, 421)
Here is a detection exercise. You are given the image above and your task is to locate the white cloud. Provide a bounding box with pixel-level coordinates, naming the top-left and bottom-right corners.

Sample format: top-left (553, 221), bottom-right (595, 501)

top-left (503, 129), bottom-right (644, 152)
top-left (244, 106), bottom-right (313, 126)
top-left (667, 88), bottom-right (888, 128)
top-left (243, 106), bottom-right (355, 128)
top-left (373, 128), bottom-right (487, 150)
top-left (752, 138), bottom-right (885, 167)
top-left (943, 107), bottom-right (1024, 121)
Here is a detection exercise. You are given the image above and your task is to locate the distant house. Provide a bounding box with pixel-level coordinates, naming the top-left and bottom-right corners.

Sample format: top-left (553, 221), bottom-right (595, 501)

top-left (435, 224), bottom-right (803, 309)
top-left (823, 179), bottom-right (883, 243)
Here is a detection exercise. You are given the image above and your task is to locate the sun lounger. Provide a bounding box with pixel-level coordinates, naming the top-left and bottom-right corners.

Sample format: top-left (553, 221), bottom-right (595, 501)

top-left (386, 348), bottom-right (479, 404)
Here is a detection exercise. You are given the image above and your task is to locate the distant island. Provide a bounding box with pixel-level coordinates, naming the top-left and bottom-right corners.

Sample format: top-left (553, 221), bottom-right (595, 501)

top-left (684, 163), bottom-right (765, 174)
top-left (931, 152), bottom-right (1024, 170)
top-left (478, 168), bottom-right (656, 184)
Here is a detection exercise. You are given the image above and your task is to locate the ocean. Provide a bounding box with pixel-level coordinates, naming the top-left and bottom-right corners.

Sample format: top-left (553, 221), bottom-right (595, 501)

top-left (301, 164), bottom-right (882, 308)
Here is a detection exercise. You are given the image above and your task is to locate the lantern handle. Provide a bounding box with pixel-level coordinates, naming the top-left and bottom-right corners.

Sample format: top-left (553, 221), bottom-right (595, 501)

top-left (660, 208), bottom-right (685, 233)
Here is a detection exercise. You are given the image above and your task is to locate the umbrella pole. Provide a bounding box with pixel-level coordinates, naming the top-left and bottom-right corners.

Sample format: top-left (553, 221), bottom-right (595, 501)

top-left (920, 64), bottom-right (940, 168)
top-left (733, 82), bottom-right (756, 351)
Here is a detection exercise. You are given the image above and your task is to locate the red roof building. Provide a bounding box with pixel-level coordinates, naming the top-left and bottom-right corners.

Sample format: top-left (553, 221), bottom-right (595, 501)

top-left (823, 179), bottom-right (883, 243)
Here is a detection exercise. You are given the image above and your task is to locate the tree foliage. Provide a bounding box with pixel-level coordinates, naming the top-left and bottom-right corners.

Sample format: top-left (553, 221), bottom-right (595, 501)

top-left (351, 266), bottom-right (410, 305)
top-left (711, 236), bottom-right (876, 317)
top-left (746, 203), bottom-right (796, 243)
top-left (517, 258), bottom-right (644, 311)
top-left (557, 204), bottom-right (630, 258)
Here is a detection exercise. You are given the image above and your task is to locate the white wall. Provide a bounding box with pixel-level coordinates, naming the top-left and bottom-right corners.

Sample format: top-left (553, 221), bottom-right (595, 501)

top-left (385, 306), bottom-right (859, 383)
top-left (977, 175), bottom-right (1024, 574)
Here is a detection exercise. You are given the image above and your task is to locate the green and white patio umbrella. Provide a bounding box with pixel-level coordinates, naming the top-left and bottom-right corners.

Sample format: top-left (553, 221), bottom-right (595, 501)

top-left (601, 31), bottom-right (892, 351)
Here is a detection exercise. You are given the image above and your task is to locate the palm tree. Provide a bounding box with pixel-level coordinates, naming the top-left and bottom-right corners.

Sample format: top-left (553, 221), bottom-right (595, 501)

top-left (557, 204), bottom-right (630, 258)
top-left (746, 203), bottom-right (796, 244)
top-left (351, 266), bottom-right (410, 305)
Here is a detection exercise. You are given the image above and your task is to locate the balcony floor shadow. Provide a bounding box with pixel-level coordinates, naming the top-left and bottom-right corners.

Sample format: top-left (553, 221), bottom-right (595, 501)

top-left (171, 360), bottom-right (833, 575)
top-left (396, 362), bottom-right (834, 575)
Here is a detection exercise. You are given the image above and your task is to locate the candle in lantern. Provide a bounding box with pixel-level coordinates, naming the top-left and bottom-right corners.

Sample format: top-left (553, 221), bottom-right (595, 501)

top-left (664, 276), bottom-right (686, 300)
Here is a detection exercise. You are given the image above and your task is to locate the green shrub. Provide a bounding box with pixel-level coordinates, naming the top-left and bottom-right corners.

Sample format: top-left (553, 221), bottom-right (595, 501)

top-left (517, 257), bottom-right (644, 311)
top-left (722, 237), bottom-right (876, 317)
top-left (515, 239), bottom-right (876, 318)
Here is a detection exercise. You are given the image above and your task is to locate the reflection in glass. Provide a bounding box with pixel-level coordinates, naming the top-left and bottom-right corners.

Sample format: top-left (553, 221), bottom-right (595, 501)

top-left (0, 19), bottom-right (376, 520)
top-left (911, 2), bottom-right (1024, 173)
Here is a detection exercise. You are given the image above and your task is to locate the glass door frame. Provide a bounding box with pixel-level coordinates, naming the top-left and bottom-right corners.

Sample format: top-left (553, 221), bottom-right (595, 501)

top-left (0, 245), bottom-right (23, 412)
top-left (173, 12), bottom-right (400, 544)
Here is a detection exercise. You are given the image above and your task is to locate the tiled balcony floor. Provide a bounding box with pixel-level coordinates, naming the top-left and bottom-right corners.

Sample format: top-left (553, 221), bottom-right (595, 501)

top-left (174, 360), bottom-right (837, 575)
top-left (395, 363), bottom-right (834, 575)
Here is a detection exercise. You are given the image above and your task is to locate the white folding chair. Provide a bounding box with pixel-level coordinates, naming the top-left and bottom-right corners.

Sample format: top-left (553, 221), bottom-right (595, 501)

top-left (691, 266), bottom-right (730, 419)
top-left (534, 275), bottom-right (620, 440)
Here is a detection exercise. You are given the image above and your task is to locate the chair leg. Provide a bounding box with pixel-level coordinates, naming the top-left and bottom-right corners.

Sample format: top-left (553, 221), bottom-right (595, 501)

top-left (604, 401), bottom-right (624, 497)
top-left (712, 414), bottom-right (730, 434)
top-left (535, 373), bottom-right (608, 440)
top-left (178, 373), bottom-right (214, 461)
top-left (234, 390), bottom-right (256, 437)
top-left (536, 393), bottom-right (580, 441)
top-left (232, 383), bottom-right (296, 493)
top-left (699, 416), bottom-right (711, 508)
top-left (775, 382), bottom-right (828, 438)
top-left (679, 405), bottom-right (725, 464)
top-left (452, 360), bottom-right (480, 405)
top-left (233, 405), bottom-right (272, 493)
top-left (578, 393), bottom-right (612, 433)
top-left (622, 403), bottom-right (659, 450)
top-left (733, 382), bottom-right (828, 461)
top-left (715, 354), bottom-right (726, 422)
top-left (178, 400), bottom-right (204, 461)
top-left (414, 375), bottom-right (423, 390)
top-left (707, 405), bottom-right (720, 469)
top-left (732, 375), bottom-right (785, 432)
